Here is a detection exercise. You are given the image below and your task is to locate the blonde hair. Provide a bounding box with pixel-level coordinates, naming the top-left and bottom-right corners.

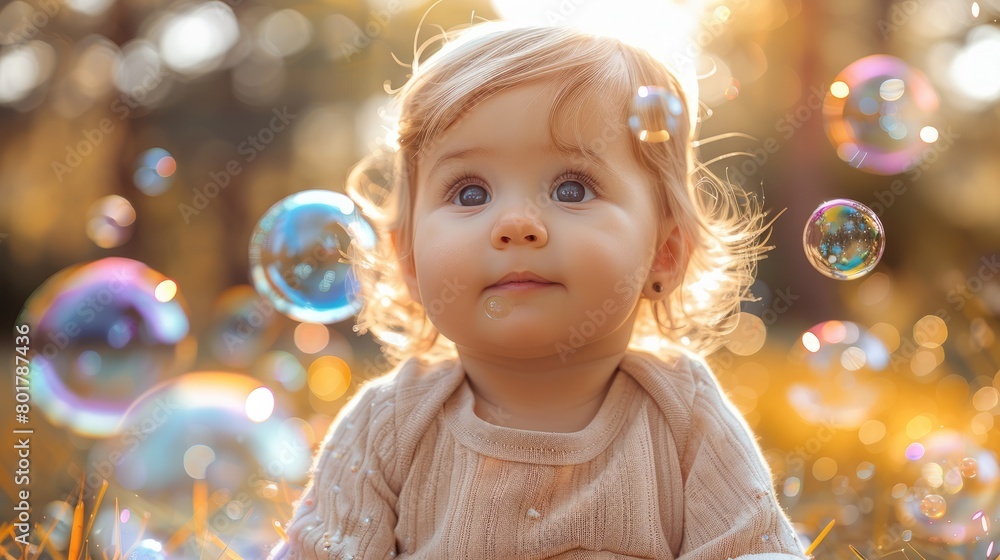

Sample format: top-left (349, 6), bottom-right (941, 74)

top-left (345, 21), bottom-right (770, 368)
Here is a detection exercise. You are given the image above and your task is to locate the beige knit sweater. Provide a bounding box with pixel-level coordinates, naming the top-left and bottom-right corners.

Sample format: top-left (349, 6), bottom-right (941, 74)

top-left (269, 349), bottom-right (808, 559)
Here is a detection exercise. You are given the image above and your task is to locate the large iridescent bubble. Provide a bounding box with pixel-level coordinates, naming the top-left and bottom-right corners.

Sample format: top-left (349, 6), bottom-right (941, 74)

top-left (895, 430), bottom-right (999, 546)
top-left (787, 320), bottom-right (891, 428)
top-left (249, 190), bottom-right (376, 323)
top-left (822, 54), bottom-right (940, 175)
top-left (803, 199), bottom-right (885, 280)
top-left (87, 372), bottom-right (312, 558)
top-left (19, 257), bottom-right (193, 437)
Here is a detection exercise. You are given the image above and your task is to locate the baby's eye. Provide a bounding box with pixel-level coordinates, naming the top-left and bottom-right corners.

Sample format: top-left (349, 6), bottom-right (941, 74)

top-left (553, 179), bottom-right (596, 203)
top-left (454, 184), bottom-right (490, 206)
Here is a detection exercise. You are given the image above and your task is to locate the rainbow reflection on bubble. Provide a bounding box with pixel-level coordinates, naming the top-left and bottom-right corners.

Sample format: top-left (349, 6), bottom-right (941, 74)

top-left (895, 430), bottom-right (999, 546)
top-left (822, 55), bottom-right (940, 175)
top-left (803, 199), bottom-right (885, 280)
top-left (20, 257), bottom-right (192, 437)
top-left (133, 147), bottom-right (176, 196)
top-left (87, 372), bottom-right (312, 558)
top-left (249, 190), bottom-right (376, 323)
top-left (787, 320), bottom-right (890, 428)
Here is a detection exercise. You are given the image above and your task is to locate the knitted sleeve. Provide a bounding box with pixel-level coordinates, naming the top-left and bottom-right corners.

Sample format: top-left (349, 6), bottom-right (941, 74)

top-left (268, 380), bottom-right (399, 560)
top-left (676, 359), bottom-right (808, 560)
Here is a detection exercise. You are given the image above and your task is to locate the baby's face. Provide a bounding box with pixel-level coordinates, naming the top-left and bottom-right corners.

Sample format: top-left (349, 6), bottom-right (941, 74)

top-left (406, 81), bottom-right (664, 358)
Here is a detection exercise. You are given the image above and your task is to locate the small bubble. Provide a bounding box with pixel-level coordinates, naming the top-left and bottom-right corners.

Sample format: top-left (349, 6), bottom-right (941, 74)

top-left (802, 199), bottom-right (884, 280)
top-left (960, 457), bottom-right (978, 478)
top-left (902, 530), bottom-right (911, 541)
top-left (919, 494), bottom-right (947, 519)
top-left (761, 534), bottom-right (770, 543)
top-left (629, 85), bottom-right (684, 143)
top-left (485, 296), bottom-right (512, 319)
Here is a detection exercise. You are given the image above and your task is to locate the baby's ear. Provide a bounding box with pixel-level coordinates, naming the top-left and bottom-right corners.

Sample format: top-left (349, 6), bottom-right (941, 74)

top-left (651, 225), bottom-right (690, 294)
top-left (390, 229), bottom-right (422, 306)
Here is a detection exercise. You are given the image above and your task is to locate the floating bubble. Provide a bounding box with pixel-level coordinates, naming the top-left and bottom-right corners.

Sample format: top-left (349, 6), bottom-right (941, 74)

top-left (86, 195), bottom-right (136, 249)
top-left (787, 320), bottom-right (890, 428)
top-left (803, 199), bottom-right (885, 280)
top-left (87, 371), bottom-right (310, 558)
top-left (249, 190), bottom-right (376, 323)
top-left (205, 285), bottom-right (282, 367)
top-left (19, 257), bottom-right (193, 437)
top-left (485, 295), bottom-right (512, 319)
top-left (961, 457), bottom-right (979, 478)
top-left (822, 55), bottom-right (940, 175)
top-left (895, 430), bottom-right (1000, 545)
top-left (920, 494), bottom-right (947, 519)
top-left (133, 147), bottom-right (176, 196)
top-left (629, 85), bottom-right (684, 143)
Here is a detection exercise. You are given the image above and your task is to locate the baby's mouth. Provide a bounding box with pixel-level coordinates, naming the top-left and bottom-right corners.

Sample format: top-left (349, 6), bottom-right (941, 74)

top-left (487, 271), bottom-right (557, 289)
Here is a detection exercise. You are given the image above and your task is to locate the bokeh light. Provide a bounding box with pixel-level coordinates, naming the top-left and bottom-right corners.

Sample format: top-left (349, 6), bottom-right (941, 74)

top-left (822, 54), bottom-right (940, 175)
top-left (895, 430), bottom-right (1000, 545)
top-left (307, 355), bottom-right (351, 402)
top-left (133, 148), bottom-right (176, 196)
top-left (788, 320), bottom-right (890, 427)
top-left (86, 194), bottom-right (136, 248)
top-left (249, 190), bottom-right (376, 324)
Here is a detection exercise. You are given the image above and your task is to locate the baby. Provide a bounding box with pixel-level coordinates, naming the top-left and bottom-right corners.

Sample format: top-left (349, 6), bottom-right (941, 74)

top-left (269, 21), bottom-right (808, 560)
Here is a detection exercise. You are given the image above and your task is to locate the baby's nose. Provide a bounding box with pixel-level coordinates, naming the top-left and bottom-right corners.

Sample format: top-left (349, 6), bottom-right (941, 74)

top-left (491, 213), bottom-right (548, 248)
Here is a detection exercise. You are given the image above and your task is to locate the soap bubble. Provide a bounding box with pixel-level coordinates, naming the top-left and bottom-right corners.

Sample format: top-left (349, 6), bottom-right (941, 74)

top-left (961, 457), bottom-right (979, 478)
top-left (485, 295), bottom-right (512, 319)
top-left (205, 285), bottom-right (282, 367)
top-left (133, 148), bottom-right (176, 196)
top-left (249, 190), bottom-right (376, 323)
top-left (822, 55), bottom-right (940, 175)
top-left (895, 430), bottom-right (999, 545)
top-left (629, 85), bottom-right (684, 143)
top-left (19, 257), bottom-right (193, 437)
top-left (787, 320), bottom-right (890, 428)
top-left (87, 372), bottom-right (311, 558)
top-left (919, 494), bottom-right (947, 519)
top-left (803, 199), bottom-right (885, 280)
top-left (86, 195), bottom-right (136, 248)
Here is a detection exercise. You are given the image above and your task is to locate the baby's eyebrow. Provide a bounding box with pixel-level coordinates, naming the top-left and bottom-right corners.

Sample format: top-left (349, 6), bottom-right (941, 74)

top-left (427, 143), bottom-right (616, 180)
